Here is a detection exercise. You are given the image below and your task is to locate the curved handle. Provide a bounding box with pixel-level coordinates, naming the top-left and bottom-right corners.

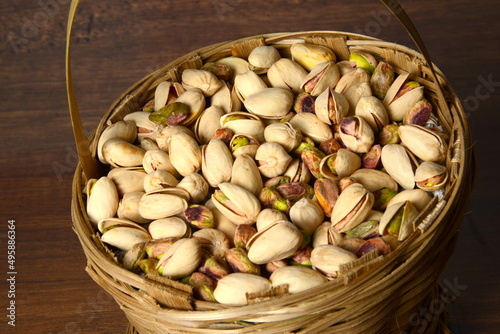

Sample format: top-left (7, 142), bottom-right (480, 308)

top-left (65, 0), bottom-right (445, 181)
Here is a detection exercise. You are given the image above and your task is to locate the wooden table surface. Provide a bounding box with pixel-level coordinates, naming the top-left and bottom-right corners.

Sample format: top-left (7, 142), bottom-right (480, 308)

top-left (1, 0), bottom-right (499, 332)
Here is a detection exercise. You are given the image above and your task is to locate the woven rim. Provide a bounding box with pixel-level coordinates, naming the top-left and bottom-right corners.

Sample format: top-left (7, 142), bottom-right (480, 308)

top-left (71, 31), bottom-right (475, 333)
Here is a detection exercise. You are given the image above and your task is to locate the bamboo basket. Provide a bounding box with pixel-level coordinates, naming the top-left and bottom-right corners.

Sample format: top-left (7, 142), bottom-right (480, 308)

top-left (67, 0), bottom-right (475, 333)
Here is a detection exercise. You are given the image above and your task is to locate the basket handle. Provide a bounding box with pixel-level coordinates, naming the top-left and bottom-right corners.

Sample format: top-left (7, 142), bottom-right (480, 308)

top-left (65, 0), bottom-right (446, 181)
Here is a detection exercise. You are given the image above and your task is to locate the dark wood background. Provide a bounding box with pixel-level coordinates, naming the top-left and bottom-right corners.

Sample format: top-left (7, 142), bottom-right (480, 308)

top-left (1, 0), bottom-right (499, 332)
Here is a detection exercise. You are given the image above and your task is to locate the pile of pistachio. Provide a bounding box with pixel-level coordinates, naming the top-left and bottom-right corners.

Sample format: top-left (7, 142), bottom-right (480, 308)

top-left (86, 42), bottom-right (448, 305)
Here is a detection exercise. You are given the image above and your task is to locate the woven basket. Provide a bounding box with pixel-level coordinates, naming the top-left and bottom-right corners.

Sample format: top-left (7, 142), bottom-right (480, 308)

top-left (67, 0), bottom-right (475, 333)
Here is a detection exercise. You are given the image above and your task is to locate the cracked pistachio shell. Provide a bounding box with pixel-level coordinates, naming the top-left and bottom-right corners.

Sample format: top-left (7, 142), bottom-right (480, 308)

top-left (194, 106), bottom-right (226, 145)
top-left (201, 139), bottom-right (233, 187)
top-left (290, 43), bottom-right (336, 71)
top-left (229, 134), bottom-right (260, 159)
top-left (270, 266), bottom-right (327, 294)
top-left (214, 273), bottom-right (272, 306)
top-left (264, 122), bottom-right (302, 152)
top-left (234, 70), bottom-right (268, 102)
top-left (310, 244), bottom-right (357, 278)
top-left (156, 125), bottom-right (195, 152)
top-left (148, 217), bottom-right (190, 239)
top-left (350, 169), bottom-right (398, 192)
top-left (343, 81), bottom-right (373, 115)
top-left (167, 132), bottom-right (202, 176)
top-left (289, 112), bottom-right (333, 143)
top-left (97, 120), bottom-right (137, 164)
top-left (98, 218), bottom-right (151, 251)
top-left (301, 61), bottom-right (340, 96)
top-left (381, 144), bottom-right (418, 190)
top-left (231, 154), bottom-right (263, 197)
top-left (289, 198), bottom-right (324, 235)
top-left (256, 208), bottom-right (287, 231)
top-left (154, 81), bottom-right (185, 111)
top-left (205, 199), bottom-right (237, 244)
top-left (312, 222), bottom-right (331, 248)
top-left (138, 189), bottom-right (189, 220)
top-left (220, 112), bottom-right (265, 143)
top-left (247, 220), bottom-right (303, 264)
top-left (314, 87), bottom-right (349, 125)
top-left (181, 69), bottom-right (223, 97)
top-left (177, 172), bottom-right (209, 203)
top-left (248, 45), bottom-right (281, 74)
top-left (142, 149), bottom-right (179, 176)
top-left (192, 228), bottom-right (230, 258)
top-left (244, 88), bottom-right (294, 119)
top-left (335, 68), bottom-right (371, 95)
top-left (414, 161), bottom-right (448, 191)
top-left (337, 60), bottom-right (356, 76)
top-left (211, 182), bottom-right (261, 225)
top-left (379, 200), bottom-right (419, 241)
top-left (284, 158), bottom-right (311, 183)
top-left (267, 58), bottom-right (308, 93)
top-left (117, 191), bottom-right (150, 224)
top-left (255, 142), bottom-right (292, 178)
top-left (331, 183), bottom-right (374, 233)
top-left (370, 61), bottom-right (394, 99)
top-left (398, 125), bottom-right (447, 163)
top-left (156, 238), bottom-right (201, 279)
top-left (355, 96), bottom-right (389, 132)
top-left (143, 170), bottom-right (179, 193)
top-left (386, 189), bottom-right (431, 211)
top-left (211, 81), bottom-right (241, 114)
top-left (339, 116), bottom-right (374, 154)
top-left (124, 111), bottom-right (164, 142)
top-left (216, 57), bottom-right (250, 81)
top-left (383, 73), bottom-right (425, 121)
top-left (102, 138), bottom-right (146, 167)
top-left (107, 167), bottom-right (146, 196)
top-left (175, 88), bottom-right (206, 126)
top-left (319, 149), bottom-right (361, 180)
top-left (86, 177), bottom-right (119, 227)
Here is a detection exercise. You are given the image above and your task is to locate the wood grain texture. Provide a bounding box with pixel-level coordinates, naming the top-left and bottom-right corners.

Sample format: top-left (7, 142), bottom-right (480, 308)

top-left (1, 0), bottom-right (499, 332)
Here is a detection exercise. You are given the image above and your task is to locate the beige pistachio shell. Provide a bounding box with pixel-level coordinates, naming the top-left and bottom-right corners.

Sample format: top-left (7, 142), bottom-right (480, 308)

top-left (383, 74), bottom-right (425, 121)
top-left (414, 161), bottom-right (448, 191)
top-left (244, 88), bottom-right (294, 119)
top-left (98, 218), bottom-right (151, 251)
top-left (201, 139), bottom-right (233, 187)
top-left (205, 199), bottom-right (237, 245)
top-left (255, 142), bottom-right (292, 178)
top-left (320, 149), bottom-right (361, 180)
top-left (234, 70), bottom-right (268, 102)
top-left (247, 220), bottom-right (303, 264)
top-left (284, 158), bottom-right (311, 183)
top-left (214, 273), bottom-right (272, 306)
top-left (117, 191), bottom-right (150, 224)
top-left (156, 125), bottom-right (195, 152)
top-left (248, 45), bottom-right (281, 74)
top-left (148, 217), bottom-right (190, 239)
top-left (229, 134), bottom-right (260, 159)
top-left (386, 189), bottom-right (431, 211)
top-left (311, 222), bottom-right (331, 248)
top-left (381, 144), bottom-right (417, 190)
top-left (301, 61), bottom-right (340, 96)
top-left (181, 69), bottom-right (223, 97)
top-left (290, 43), bottom-right (336, 71)
top-left (339, 116), bottom-right (374, 154)
top-left (154, 81), bottom-right (185, 111)
top-left (220, 112), bottom-right (265, 143)
top-left (142, 149), bottom-right (178, 177)
top-left (379, 200), bottom-right (419, 241)
top-left (156, 238), bottom-right (201, 279)
top-left (86, 177), bottom-right (119, 227)
top-left (167, 132), bottom-right (202, 176)
top-left (211, 81), bottom-right (241, 114)
top-left (102, 138), bottom-right (146, 167)
top-left (97, 121), bottom-right (137, 164)
top-left (310, 244), bottom-right (357, 278)
top-left (177, 172), bottom-right (209, 204)
top-left (192, 228), bottom-right (230, 258)
top-left (398, 125), bottom-right (447, 163)
top-left (107, 167), bottom-right (146, 196)
top-left (175, 88), bottom-right (206, 126)
top-left (334, 68), bottom-right (370, 95)
top-left (314, 87), bottom-right (349, 125)
top-left (140, 138), bottom-right (160, 151)
top-left (289, 198), bottom-right (324, 235)
top-left (138, 190), bottom-right (188, 220)
top-left (331, 183), bottom-right (374, 232)
top-left (212, 182), bottom-right (261, 225)
top-left (231, 154), bottom-right (263, 197)
top-left (289, 112), bottom-right (333, 143)
top-left (270, 266), bottom-right (327, 294)
top-left (350, 168), bottom-right (398, 192)
top-left (365, 210), bottom-right (384, 222)
top-left (216, 57), bottom-right (250, 80)
top-left (124, 111), bottom-right (164, 142)
top-left (336, 60), bottom-right (356, 76)
top-left (264, 122), bottom-right (302, 152)
top-left (256, 208), bottom-right (288, 231)
top-left (194, 106), bottom-right (226, 145)
top-left (355, 96), bottom-right (389, 132)
top-left (143, 170), bottom-right (179, 193)
top-left (267, 58), bottom-right (308, 93)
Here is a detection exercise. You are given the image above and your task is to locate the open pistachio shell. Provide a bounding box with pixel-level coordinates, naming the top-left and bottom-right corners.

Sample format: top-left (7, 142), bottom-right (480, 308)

top-left (270, 266), bottom-right (327, 294)
top-left (194, 106), bottom-right (226, 145)
top-left (350, 168), bottom-right (398, 192)
top-left (214, 273), bottom-right (272, 306)
top-left (244, 88), bottom-right (294, 119)
top-left (339, 116), bottom-right (374, 154)
top-left (102, 138), bottom-right (146, 167)
top-left (156, 238), bottom-right (201, 279)
top-left (216, 57), bottom-right (250, 81)
top-left (98, 218), bottom-right (151, 252)
top-left (331, 183), bottom-right (374, 232)
top-left (107, 167), bottom-right (146, 196)
top-left (335, 68), bottom-right (370, 94)
top-left (414, 161), bottom-right (448, 191)
top-left (86, 177), bottom-right (119, 227)
top-left (381, 144), bottom-right (417, 190)
top-left (314, 87), bottom-right (349, 125)
top-left (379, 200), bottom-right (419, 241)
top-left (231, 154), bottom-right (263, 197)
top-left (284, 159), bottom-right (311, 184)
top-left (211, 182), bottom-right (261, 225)
top-left (201, 139), bottom-right (233, 187)
top-left (310, 244), bottom-right (357, 278)
top-left (386, 189), bottom-right (432, 211)
top-left (301, 61), bottom-right (340, 96)
top-left (398, 124), bottom-right (447, 163)
top-left (97, 121), bottom-right (137, 164)
top-left (267, 58), bottom-right (308, 93)
top-left (289, 112), bottom-right (333, 143)
top-left (205, 199), bottom-right (237, 245)
top-left (383, 73), bottom-right (425, 121)
top-left (124, 111), bottom-right (164, 142)
top-left (154, 81), bottom-right (185, 111)
top-left (355, 96), bottom-right (389, 132)
top-left (320, 149), bottom-right (361, 180)
top-left (211, 81), bottom-right (241, 114)
top-left (175, 88), bottom-right (206, 126)
top-left (220, 112), bottom-right (265, 143)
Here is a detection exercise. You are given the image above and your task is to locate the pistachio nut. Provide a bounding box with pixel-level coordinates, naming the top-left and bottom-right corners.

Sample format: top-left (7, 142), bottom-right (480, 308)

top-left (102, 138), bottom-right (146, 167)
top-left (378, 123), bottom-right (400, 146)
top-left (220, 112), bottom-right (265, 143)
top-left (320, 148), bottom-right (361, 179)
top-left (201, 62), bottom-right (234, 81)
top-left (301, 61), bottom-right (340, 96)
top-left (255, 142), bottom-right (292, 178)
top-left (194, 106), bottom-right (225, 145)
top-left (98, 218), bottom-right (151, 252)
top-left (174, 88), bottom-right (207, 126)
top-left (229, 134), bottom-right (260, 158)
top-left (339, 177), bottom-right (357, 191)
top-left (117, 191), bottom-right (150, 224)
top-left (265, 260), bottom-right (288, 274)
top-left (373, 188), bottom-right (398, 211)
top-left (205, 199), bottom-right (237, 245)
top-left (213, 273), bottom-right (272, 306)
top-left (184, 205), bottom-right (215, 229)
top-left (167, 132), bottom-right (202, 176)
top-left (192, 228), bottom-right (230, 258)
top-left (123, 111), bottom-right (164, 142)
top-left (244, 88), bottom-right (294, 119)
top-left (263, 122), bottom-right (302, 152)
top-left (234, 70), bottom-right (268, 102)
top-left (247, 220), bottom-right (303, 264)
top-left (289, 198), bottom-right (324, 235)
top-left (318, 138), bottom-right (342, 155)
top-left (200, 256), bottom-right (231, 280)
top-left (289, 112), bottom-right (333, 143)
top-left (143, 170), bottom-right (179, 193)
top-left (231, 154), bottom-right (263, 197)
top-left (290, 43), bottom-right (336, 71)
top-left (140, 138), bottom-right (160, 151)
top-left (349, 52), bottom-right (378, 73)
top-left (216, 57), bottom-right (250, 80)
top-left (211, 182), bottom-right (261, 225)
top-left (276, 181), bottom-right (314, 203)
top-left (370, 61), bottom-right (394, 100)
top-left (259, 187), bottom-right (289, 212)
top-left (314, 87), bottom-right (349, 125)
top-left (386, 189), bottom-right (431, 211)
top-left (154, 81), bottom-right (185, 111)
top-left (361, 144), bottom-right (382, 169)
top-left (383, 73), bottom-right (424, 121)
top-left (148, 217), bottom-right (191, 239)
top-left (357, 237), bottom-right (391, 257)
top-left (345, 220), bottom-right (380, 239)
top-left (122, 242), bottom-right (147, 273)
top-left (270, 266), bottom-right (327, 294)
top-left (338, 237), bottom-right (365, 254)
top-left (144, 237), bottom-right (179, 259)
top-left (380, 144), bottom-right (417, 190)
top-left (188, 272), bottom-right (217, 302)
top-left (403, 99), bottom-right (433, 126)
top-left (331, 183), bottom-right (374, 232)
top-left (201, 139), bottom-right (233, 187)
top-left (107, 167), bottom-right (146, 196)
top-left (156, 238), bottom-right (202, 279)
top-left (181, 69), bottom-right (223, 97)
top-left (149, 102), bottom-right (189, 125)
top-left (355, 96), bottom-right (389, 132)
top-left (314, 178), bottom-right (339, 217)
top-left (334, 68), bottom-right (371, 95)
top-left (225, 247), bottom-right (260, 275)
top-left (141, 150), bottom-right (177, 178)
top-left (294, 92), bottom-right (315, 113)
top-left (398, 124), bottom-right (447, 163)
top-left (176, 172), bottom-right (209, 203)
top-left (248, 45), bottom-right (281, 73)
top-left (350, 168), bottom-right (398, 192)
top-left (267, 58), bottom-right (308, 93)
top-left (138, 189), bottom-right (189, 220)
top-left (211, 81), bottom-right (241, 114)
top-left (86, 177), bottom-right (119, 227)
top-left (156, 125), bottom-right (195, 152)
top-left (283, 159), bottom-right (311, 184)
top-left (310, 244), bottom-right (357, 278)
top-left (339, 116), bottom-right (375, 154)
top-left (379, 200), bottom-right (419, 241)
top-left (213, 128), bottom-right (234, 146)
top-left (256, 208), bottom-right (287, 231)
top-left (414, 161), bottom-right (448, 191)
top-left (97, 120), bottom-right (137, 164)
